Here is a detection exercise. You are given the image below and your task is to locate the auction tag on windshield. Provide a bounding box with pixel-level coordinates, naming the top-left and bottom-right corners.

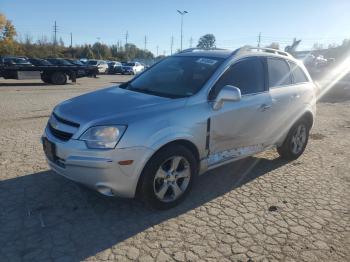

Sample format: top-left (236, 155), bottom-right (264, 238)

top-left (196, 58), bottom-right (218, 65)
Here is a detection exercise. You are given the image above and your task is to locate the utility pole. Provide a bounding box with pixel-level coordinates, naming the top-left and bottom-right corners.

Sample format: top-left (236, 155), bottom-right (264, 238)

top-left (53, 21), bottom-right (58, 54)
top-left (177, 10), bottom-right (188, 51)
top-left (156, 45), bottom-right (159, 57)
top-left (144, 35), bottom-right (147, 50)
top-left (170, 36), bottom-right (174, 55)
top-left (189, 36), bottom-right (193, 48)
top-left (125, 31), bottom-right (129, 45)
top-left (258, 32), bottom-right (261, 47)
top-left (70, 32), bottom-right (73, 48)
top-left (70, 32), bottom-right (73, 58)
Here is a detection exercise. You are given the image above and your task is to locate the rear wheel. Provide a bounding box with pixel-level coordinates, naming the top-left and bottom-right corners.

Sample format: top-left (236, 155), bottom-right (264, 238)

top-left (277, 119), bottom-right (310, 160)
top-left (139, 145), bottom-right (197, 210)
top-left (50, 72), bottom-right (67, 85)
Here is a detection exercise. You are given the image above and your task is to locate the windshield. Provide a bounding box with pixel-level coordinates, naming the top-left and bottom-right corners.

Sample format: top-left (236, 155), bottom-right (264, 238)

top-left (87, 60), bottom-right (98, 65)
top-left (121, 56), bottom-right (223, 98)
top-left (125, 62), bottom-right (135, 66)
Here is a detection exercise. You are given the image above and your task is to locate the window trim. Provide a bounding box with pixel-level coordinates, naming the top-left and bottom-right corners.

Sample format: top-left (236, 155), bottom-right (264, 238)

top-left (266, 56), bottom-right (293, 89)
top-left (208, 56), bottom-right (268, 100)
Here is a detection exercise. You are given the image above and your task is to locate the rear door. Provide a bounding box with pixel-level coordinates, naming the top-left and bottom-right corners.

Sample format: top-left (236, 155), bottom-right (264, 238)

top-left (265, 57), bottom-right (300, 144)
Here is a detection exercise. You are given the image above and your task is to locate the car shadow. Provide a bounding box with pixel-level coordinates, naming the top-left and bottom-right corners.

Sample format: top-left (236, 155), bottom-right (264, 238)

top-left (0, 82), bottom-right (50, 87)
top-left (0, 155), bottom-right (289, 261)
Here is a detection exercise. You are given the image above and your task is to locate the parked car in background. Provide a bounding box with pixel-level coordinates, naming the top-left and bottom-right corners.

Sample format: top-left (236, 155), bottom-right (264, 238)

top-left (107, 61), bottom-right (123, 74)
top-left (65, 59), bottom-right (99, 78)
top-left (122, 62), bottom-right (144, 75)
top-left (42, 47), bottom-right (316, 209)
top-left (86, 60), bottom-right (108, 74)
top-left (2, 57), bottom-right (33, 67)
top-left (28, 58), bottom-right (53, 66)
top-left (46, 58), bottom-right (75, 66)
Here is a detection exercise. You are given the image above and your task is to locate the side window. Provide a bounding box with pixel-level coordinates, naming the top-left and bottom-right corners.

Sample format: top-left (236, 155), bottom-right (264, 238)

top-left (289, 62), bottom-right (309, 83)
top-left (267, 58), bottom-right (292, 87)
top-left (210, 57), bottom-right (265, 98)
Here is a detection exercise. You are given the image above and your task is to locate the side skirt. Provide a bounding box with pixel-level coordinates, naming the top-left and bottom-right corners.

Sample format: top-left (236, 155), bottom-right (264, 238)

top-left (199, 144), bottom-right (275, 174)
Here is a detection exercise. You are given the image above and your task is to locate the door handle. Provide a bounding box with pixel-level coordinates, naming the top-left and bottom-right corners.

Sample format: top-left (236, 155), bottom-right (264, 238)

top-left (259, 104), bottom-right (272, 112)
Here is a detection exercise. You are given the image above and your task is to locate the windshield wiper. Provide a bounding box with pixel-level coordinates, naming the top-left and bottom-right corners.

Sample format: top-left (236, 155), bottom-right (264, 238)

top-left (119, 82), bottom-right (186, 98)
top-left (129, 86), bottom-right (185, 99)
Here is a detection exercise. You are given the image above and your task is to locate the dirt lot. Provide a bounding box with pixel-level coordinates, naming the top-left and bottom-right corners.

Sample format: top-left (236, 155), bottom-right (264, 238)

top-left (0, 75), bottom-right (349, 262)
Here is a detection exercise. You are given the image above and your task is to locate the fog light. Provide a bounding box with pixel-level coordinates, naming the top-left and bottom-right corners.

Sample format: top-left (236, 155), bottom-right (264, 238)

top-left (96, 185), bottom-right (114, 196)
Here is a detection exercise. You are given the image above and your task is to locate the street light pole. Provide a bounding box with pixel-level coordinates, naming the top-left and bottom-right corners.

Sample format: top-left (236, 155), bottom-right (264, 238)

top-left (177, 10), bottom-right (188, 51)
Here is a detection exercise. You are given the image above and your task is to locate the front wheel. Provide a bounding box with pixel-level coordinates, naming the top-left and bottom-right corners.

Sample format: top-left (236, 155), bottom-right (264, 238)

top-left (277, 119), bottom-right (310, 160)
top-left (139, 145), bottom-right (197, 210)
top-left (50, 72), bottom-right (67, 85)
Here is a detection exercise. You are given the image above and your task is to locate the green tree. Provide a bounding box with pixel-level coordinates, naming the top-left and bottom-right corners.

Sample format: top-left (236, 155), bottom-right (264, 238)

top-left (92, 42), bottom-right (111, 59)
top-left (197, 34), bottom-right (216, 49)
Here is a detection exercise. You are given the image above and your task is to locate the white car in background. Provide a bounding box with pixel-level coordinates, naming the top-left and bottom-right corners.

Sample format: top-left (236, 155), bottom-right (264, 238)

top-left (87, 60), bottom-right (108, 74)
top-left (122, 62), bottom-right (145, 75)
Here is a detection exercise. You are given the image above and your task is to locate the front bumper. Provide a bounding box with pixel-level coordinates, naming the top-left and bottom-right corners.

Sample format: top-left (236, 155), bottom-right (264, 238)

top-left (42, 127), bottom-right (154, 198)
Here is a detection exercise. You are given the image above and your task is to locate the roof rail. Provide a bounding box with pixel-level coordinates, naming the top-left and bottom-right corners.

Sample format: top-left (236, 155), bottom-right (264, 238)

top-left (232, 45), bottom-right (292, 58)
top-left (178, 47), bottom-right (228, 54)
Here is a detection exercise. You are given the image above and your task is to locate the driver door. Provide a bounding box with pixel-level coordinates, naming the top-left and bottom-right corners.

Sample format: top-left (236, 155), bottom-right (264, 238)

top-left (208, 57), bottom-right (273, 165)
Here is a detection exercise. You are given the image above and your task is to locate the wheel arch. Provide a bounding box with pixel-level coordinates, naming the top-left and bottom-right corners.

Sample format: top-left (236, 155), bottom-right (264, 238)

top-left (135, 139), bottom-right (200, 198)
top-left (300, 110), bottom-right (314, 128)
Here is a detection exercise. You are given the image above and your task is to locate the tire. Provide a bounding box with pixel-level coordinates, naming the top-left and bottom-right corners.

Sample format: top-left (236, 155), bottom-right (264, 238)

top-left (139, 145), bottom-right (197, 210)
top-left (51, 72), bottom-right (67, 85)
top-left (277, 119), bottom-right (310, 160)
top-left (41, 76), bottom-right (51, 84)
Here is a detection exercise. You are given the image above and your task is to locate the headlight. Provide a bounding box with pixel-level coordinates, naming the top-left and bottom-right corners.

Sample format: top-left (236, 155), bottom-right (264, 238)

top-left (80, 125), bottom-right (127, 149)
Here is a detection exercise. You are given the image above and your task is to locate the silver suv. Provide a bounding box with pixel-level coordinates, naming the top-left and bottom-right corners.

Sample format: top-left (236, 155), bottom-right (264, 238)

top-left (42, 47), bottom-right (316, 209)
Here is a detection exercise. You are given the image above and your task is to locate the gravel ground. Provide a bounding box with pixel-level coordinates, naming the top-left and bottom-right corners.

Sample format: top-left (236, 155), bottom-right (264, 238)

top-left (0, 75), bottom-right (349, 262)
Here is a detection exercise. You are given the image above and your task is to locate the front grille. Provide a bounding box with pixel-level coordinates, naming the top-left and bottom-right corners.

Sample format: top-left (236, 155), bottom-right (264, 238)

top-left (48, 113), bottom-right (80, 141)
top-left (48, 123), bottom-right (73, 141)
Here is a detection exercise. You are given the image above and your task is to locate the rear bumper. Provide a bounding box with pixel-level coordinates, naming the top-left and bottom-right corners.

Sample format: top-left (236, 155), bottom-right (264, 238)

top-left (42, 128), bottom-right (154, 198)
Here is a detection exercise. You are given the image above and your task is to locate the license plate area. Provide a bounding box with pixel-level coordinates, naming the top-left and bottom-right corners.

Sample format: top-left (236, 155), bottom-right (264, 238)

top-left (43, 137), bottom-right (57, 162)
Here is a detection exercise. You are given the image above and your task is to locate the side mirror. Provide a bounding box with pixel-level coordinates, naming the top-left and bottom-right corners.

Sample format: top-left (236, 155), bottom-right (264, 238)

top-left (212, 85), bottom-right (241, 110)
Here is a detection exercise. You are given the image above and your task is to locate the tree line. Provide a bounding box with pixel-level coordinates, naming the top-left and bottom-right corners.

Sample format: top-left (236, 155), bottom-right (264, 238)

top-left (0, 13), bottom-right (154, 61)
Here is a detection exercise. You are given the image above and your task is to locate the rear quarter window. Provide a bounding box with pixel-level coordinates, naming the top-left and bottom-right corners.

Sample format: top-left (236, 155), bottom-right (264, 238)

top-left (267, 58), bottom-right (292, 88)
top-left (290, 62), bottom-right (309, 83)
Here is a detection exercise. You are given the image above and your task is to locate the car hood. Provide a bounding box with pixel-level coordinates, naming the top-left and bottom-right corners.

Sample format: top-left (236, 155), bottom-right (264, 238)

top-left (54, 86), bottom-right (173, 125)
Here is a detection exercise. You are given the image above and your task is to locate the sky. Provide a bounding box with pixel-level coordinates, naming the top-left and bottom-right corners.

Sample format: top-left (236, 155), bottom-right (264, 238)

top-left (1, 0), bottom-right (350, 55)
